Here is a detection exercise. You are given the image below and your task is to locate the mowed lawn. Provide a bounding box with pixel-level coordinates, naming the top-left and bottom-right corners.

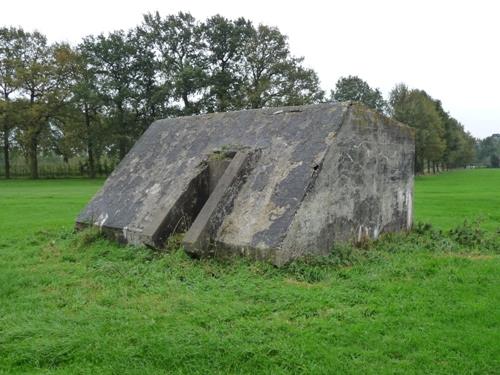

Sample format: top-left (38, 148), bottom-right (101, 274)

top-left (0, 171), bottom-right (499, 374)
top-left (415, 168), bottom-right (500, 231)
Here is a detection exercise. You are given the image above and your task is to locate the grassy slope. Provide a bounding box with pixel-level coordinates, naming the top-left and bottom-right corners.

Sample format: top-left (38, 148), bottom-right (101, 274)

top-left (0, 173), bottom-right (499, 374)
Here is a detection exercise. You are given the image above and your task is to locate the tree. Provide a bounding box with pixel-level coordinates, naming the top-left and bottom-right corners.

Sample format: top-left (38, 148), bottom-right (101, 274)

top-left (390, 85), bottom-right (477, 173)
top-left (442, 119), bottom-right (476, 169)
top-left (433, 99), bottom-right (475, 169)
top-left (129, 27), bottom-right (172, 131)
top-left (67, 46), bottom-right (106, 178)
top-left (491, 154), bottom-right (500, 168)
top-left (462, 134), bottom-right (476, 168)
top-left (331, 75), bottom-right (386, 112)
top-left (140, 12), bottom-right (206, 115)
top-left (423, 124), bottom-right (446, 173)
top-left (139, 13), bottom-right (323, 113)
top-left (241, 25), bottom-right (323, 109)
top-left (80, 31), bottom-right (141, 159)
top-left (201, 15), bottom-right (252, 112)
top-left (477, 134), bottom-right (500, 166)
top-left (15, 32), bottom-right (75, 179)
top-left (389, 84), bottom-right (445, 173)
top-left (0, 27), bottom-right (25, 178)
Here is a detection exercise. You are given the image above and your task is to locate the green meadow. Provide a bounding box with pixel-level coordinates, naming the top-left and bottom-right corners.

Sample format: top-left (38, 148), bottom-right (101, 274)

top-left (0, 169), bottom-right (499, 374)
top-left (415, 168), bottom-right (500, 230)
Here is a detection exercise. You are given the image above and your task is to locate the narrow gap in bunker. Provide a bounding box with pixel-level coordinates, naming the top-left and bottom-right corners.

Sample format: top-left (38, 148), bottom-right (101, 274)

top-left (176, 150), bottom-right (236, 234)
top-left (206, 150), bottom-right (236, 196)
top-left (157, 150), bottom-right (237, 246)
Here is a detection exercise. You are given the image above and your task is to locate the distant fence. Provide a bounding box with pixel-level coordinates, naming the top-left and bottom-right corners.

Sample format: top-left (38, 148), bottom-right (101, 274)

top-left (0, 157), bottom-right (116, 179)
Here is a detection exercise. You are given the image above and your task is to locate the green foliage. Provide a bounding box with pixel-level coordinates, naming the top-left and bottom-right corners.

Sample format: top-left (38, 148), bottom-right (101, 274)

top-left (0, 29), bottom-right (78, 179)
top-left (0, 171), bottom-right (499, 374)
top-left (388, 84), bottom-right (477, 174)
top-left (0, 27), bottom-right (29, 178)
top-left (491, 153), bottom-right (500, 168)
top-left (72, 225), bottom-right (105, 248)
top-left (434, 99), bottom-right (476, 169)
top-left (201, 15), bottom-right (253, 112)
top-left (79, 30), bottom-right (145, 159)
top-left (477, 134), bottom-right (500, 167)
top-left (449, 220), bottom-right (488, 247)
top-left (331, 75), bottom-right (386, 112)
top-left (390, 85), bottom-right (445, 173)
top-left (242, 24), bottom-right (324, 108)
top-left (208, 149), bottom-right (235, 161)
top-left (140, 11), bottom-right (206, 116)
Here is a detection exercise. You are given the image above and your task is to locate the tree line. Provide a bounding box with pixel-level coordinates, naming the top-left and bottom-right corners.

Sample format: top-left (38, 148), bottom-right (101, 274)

top-left (0, 12), bottom-right (487, 179)
top-left (331, 76), bottom-right (477, 173)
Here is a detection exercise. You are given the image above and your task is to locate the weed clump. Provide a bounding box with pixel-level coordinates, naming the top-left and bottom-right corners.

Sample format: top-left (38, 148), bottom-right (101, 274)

top-left (72, 227), bottom-right (105, 248)
top-left (278, 220), bottom-right (500, 283)
top-left (449, 219), bottom-right (486, 247)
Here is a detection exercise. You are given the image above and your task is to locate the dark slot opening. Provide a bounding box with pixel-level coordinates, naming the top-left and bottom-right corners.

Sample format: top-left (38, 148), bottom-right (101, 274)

top-left (154, 151), bottom-right (235, 245)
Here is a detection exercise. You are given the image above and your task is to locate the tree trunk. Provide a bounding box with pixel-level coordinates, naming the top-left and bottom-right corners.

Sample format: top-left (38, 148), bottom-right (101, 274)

top-left (88, 146), bottom-right (95, 178)
top-left (182, 92), bottom-right (192, 114)
top-left (3, 128), bottom-right (10, 179)
top-left (2, 93), bottom-right (11, 179)
top-left (84, 104), bottom-right (96, 178)
top-left (118, 135), bottom-right (127, 160)
top-left (28, 135), bottom-right (39, 179)
top-left (25, 92), bottom-right (42, 179)
top-left (414, 153), bottom-right (422, 174)
top-left (117, 103), bottom-right (128, 160)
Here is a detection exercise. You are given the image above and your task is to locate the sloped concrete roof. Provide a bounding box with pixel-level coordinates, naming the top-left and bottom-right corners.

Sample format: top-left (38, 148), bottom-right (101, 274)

top-left (77, 102), bottom-right (415, 264)
top-left (78, 103), bottom-right (348, 240)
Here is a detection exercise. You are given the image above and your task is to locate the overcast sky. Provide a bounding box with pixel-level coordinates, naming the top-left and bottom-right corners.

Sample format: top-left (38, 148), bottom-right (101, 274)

top-left (1, 0), bottom-right (498, 138)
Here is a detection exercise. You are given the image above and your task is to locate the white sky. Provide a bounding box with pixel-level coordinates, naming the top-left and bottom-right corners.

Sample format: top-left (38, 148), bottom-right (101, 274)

top-left (1, 0), bottom-right (498, 138)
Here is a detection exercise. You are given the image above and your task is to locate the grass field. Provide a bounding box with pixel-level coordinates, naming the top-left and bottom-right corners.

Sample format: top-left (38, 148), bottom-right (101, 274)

top-left (415, 169), bottom-right (500, 231)
top-left (0, 170), bottom-right (499, 374)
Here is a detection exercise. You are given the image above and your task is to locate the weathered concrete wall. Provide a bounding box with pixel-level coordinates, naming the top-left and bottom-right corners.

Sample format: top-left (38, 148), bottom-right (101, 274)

top-left (76, 102), bottom-right (414, 265)
top-left (278, 104), bottom-right (415, 265)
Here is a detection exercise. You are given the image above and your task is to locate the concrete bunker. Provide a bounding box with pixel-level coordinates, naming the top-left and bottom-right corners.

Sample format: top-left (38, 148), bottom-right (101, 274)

top-left (77, 102), bottom-right (415, 265)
